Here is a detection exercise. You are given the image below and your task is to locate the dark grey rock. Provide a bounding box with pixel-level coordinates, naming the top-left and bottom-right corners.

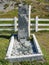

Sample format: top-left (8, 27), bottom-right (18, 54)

top-left (18, 4), bottom-right (29, 40)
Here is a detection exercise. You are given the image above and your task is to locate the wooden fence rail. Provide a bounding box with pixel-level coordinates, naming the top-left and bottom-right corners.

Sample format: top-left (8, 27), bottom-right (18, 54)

top-left (0, 16), bottom-right (49, 35)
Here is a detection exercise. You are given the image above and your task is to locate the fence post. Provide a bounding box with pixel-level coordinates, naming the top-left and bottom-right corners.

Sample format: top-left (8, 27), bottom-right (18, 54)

top-left (35, 16), bottom-right (38, 32)
top-left (28, 5), bottom-right (31, 37)
top-left (14, 17), bottom-right (17, 32)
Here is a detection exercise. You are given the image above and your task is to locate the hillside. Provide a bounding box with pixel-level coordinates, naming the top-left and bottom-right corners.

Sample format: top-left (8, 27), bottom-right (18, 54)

top-left (31, 0), bottom-right (49, 18)
top-left (0, 0), bottom-right (49, 18)
top-left (24, 0), bottom-right (49, 18)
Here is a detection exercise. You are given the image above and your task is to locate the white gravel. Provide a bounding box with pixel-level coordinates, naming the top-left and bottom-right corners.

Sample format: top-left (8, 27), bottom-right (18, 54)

top-left (11, 38), bottom-right (33, 56)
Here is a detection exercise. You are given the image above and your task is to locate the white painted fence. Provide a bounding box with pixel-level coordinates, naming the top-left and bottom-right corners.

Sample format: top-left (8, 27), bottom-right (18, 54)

top-left (0, 16), bottom-right (49, 35)
top-left (0, 17), bottom-right (18, 31)
top-left (35, 16), bottom-right (49, 32)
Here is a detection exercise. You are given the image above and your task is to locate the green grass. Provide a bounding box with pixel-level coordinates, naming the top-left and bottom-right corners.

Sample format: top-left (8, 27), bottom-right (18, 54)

top-left (0, 9), bottom-right (18, 18)
top-left (0, 32), bottom-right (49, 65)
top-left (35, 32), bottom-right (49, 63)
top-left (38, 21), bottom-right (49, 24)
top-left (0, 20), bottom-right (18, 24)
top-left (37, 0), bottom-right (45, 2)
top-left (0, 34), bottom-right (11, 65)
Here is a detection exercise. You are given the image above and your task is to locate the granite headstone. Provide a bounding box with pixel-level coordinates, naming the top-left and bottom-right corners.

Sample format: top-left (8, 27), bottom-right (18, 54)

top-left (18, 4), bottom-right (29, 40)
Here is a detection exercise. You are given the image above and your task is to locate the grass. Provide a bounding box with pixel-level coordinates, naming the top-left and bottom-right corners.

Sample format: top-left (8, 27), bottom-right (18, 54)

top-left (0, 9), bottom-right (18, 18)
top-left (0, 20), bottom-right (18, 24)
top-left (0, 32), bottom-right (49, 65)
top-left (35, 32), bottom-right (49, 63)
top-left (0, 34), bottom-right (11, 65)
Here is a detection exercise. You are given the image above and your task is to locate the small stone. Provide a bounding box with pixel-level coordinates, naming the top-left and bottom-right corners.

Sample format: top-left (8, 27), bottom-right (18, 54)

top-left (17, 45), bottom-right (20, 48)
top-left (19, 51), bottom-right (22, 55)
top-left (29, 50), bottom-right (33, 54)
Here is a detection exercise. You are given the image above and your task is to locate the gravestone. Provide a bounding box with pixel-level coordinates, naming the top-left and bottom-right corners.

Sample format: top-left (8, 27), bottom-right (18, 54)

top-left (5, 4), bottom-right (43, 63)
top-left (18, 4), bottom-right (29, 40)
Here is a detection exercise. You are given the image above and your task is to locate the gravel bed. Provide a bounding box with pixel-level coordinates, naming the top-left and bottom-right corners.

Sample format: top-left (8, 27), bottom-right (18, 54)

top-left (11, 38), bottom-right (34, 56)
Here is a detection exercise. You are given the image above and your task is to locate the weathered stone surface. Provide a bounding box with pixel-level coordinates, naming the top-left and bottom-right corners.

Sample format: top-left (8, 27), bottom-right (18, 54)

top-left (11, 39), bottom-right (33, 56)
top-left (18, 4), bottom-right (29, 40)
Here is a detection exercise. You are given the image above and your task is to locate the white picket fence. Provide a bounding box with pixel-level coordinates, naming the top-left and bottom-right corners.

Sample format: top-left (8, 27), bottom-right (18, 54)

top-left (0, 16), bottom-right (49, 34)
top-left (32, 16), bottom-right (49, 32)
top-left (0, 17), bottom-right (18, 31)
